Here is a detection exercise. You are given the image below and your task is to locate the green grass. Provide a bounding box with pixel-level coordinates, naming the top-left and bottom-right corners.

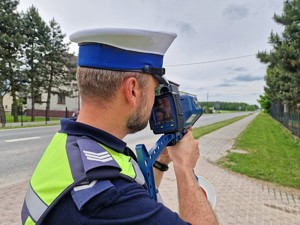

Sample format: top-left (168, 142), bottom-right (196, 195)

top-left (219, 113), bottom-right (300, 189)
top-left (5, 113), bottom-right (60, 123)
top-left (192, 115), bottom-right (249, 139)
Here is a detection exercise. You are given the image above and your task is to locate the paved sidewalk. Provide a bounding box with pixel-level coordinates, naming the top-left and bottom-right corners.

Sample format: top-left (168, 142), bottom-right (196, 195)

top-left (159, 112), bottom-right (300, 225)
top-left (1, 113), bottom-right (300, 224)
top-left (0, 181), bottom-right (27, 225)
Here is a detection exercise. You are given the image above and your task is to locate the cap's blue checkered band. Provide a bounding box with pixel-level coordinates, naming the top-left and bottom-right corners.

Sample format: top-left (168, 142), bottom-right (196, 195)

top-left (78, 43), bottom-right (164, 72)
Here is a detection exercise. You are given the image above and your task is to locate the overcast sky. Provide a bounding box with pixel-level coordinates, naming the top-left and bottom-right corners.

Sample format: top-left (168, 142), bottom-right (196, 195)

top-left (18, 0), bottom-right (284, 105)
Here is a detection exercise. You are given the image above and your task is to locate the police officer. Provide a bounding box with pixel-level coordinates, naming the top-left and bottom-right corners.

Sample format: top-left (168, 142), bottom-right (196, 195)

top-left (21, 28), bottom-right (218, 225)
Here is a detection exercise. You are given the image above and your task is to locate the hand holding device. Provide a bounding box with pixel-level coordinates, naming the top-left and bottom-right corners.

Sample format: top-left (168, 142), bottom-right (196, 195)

top-left (136, 81), bottom-right (204, 200)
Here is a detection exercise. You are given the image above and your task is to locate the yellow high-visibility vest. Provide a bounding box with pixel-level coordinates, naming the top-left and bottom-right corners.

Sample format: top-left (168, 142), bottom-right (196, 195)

top-left (22, 133), bottom-right (145, 225)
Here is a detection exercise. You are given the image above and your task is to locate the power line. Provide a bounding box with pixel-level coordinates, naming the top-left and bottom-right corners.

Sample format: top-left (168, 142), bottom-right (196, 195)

top-left (166, 54), bottom-right (256, 67)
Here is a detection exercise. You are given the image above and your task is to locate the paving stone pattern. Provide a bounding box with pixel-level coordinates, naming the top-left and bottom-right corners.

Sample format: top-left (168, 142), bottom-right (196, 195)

top-left (159, 113), bottom-right (300, 225)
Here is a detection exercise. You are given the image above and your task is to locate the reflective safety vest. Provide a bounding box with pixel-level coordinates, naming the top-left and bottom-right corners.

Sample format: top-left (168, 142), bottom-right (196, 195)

top-left (21, 133), bottom-right (145, 225)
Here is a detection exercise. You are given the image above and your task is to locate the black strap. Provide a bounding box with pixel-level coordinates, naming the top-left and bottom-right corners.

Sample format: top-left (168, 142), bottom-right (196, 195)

top-left (142, 65), bottom-right (165, 76)
top-left (153, 161), bottom-right (169, 172)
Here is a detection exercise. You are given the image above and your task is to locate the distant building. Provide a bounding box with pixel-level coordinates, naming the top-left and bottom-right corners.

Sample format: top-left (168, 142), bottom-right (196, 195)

top-left (25, 54), bottom-right (79, 118)
top-left (3, 90), bottom-right (79, 118)
top-left (3, 93), bottom-right (13, 112)
top-left (26, 92), bottom-right (79, 118)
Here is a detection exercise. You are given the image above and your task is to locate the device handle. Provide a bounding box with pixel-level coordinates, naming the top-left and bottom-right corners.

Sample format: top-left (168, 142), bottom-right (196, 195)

top-left (136, 130), bottom-right (189, 200)
top-left (136, 133), bottom-right (176, 200)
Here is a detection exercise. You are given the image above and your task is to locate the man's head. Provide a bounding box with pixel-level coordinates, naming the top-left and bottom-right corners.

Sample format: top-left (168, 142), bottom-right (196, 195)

top-left (77, 67), bottom-right (152, 133)
top-left (76, 67), bottom-right (149, 102)
top-left (70, 28), bottom-right (176, 135)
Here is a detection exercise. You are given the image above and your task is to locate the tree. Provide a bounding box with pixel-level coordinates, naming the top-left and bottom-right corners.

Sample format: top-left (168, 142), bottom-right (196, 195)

top-left (43, 19), bottom-right (76, 121)
top-left (22, 6), bottom-right (50, 121)
top-left (0, 0), bottom-right (25, 125)
top-left (0, 81), bottom-right (10, 127)
top-left (198, 101), bottom-right (258, 112)
top-left (257, 0), bottom-right (300, 113)
top-left (257, 93), bottom-right (271, 113)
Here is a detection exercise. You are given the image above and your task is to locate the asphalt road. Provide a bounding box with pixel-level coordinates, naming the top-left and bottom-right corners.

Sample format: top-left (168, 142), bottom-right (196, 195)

top-left (123, 111), bottom-right (252, 149)
top-left (0, 126), bottom-right (60, 187)
top-left (0, 112), bottom-right (252, 188)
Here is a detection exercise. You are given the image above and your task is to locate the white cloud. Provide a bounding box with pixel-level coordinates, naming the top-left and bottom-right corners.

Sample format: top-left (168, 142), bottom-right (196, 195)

top-left (233, 74), bottom-right (263, 82)
top-left (223, 4), bottom-right (250, 21)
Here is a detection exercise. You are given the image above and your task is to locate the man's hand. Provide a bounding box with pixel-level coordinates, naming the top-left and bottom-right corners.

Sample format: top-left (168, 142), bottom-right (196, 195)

top-left (167, 128), bottom-right (218, 225)
top-left (156, 147), bottom-right (172, 165)
top-left (167, 128), bottom-right (199, 171)
top-left (154, 128), bottom-right (199, 189)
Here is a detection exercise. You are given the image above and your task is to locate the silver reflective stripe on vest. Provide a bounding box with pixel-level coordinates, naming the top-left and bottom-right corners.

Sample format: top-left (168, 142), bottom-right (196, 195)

top-left (157, 192), bottom-right (164, 204)
top-left (130, 158), bottom-right (145, 185)
top-left (25, 184), bottom-right (48, 222)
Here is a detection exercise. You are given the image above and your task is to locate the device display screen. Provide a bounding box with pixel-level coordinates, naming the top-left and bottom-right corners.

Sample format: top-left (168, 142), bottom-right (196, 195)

top-left (153, 96), bottom-right (174, 125)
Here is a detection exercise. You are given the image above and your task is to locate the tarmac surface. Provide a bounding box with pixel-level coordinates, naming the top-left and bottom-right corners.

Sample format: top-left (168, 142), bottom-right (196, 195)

top-left (1, 112), bottom-right (300, 225)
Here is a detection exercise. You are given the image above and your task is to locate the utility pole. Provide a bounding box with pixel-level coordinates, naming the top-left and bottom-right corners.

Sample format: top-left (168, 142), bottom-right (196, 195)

top-left (207, 92), bottom-right (209, 106)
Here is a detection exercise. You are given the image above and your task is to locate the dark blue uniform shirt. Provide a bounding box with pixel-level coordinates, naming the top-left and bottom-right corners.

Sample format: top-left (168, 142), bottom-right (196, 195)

top-left (44, 119), bottom-right (190, 225)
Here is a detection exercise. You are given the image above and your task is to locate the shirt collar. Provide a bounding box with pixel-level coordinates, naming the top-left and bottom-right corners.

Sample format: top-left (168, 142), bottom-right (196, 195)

top-left (60, 118), bottom-right (127, 153)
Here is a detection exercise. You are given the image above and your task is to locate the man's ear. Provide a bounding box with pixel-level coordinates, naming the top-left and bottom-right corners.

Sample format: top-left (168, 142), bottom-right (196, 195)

top-left (123, 77), bottom-right (139, 107)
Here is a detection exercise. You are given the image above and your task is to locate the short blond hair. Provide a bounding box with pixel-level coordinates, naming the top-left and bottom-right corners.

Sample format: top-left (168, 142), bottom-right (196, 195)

top-left (77, 67), bottom-right (150, 101)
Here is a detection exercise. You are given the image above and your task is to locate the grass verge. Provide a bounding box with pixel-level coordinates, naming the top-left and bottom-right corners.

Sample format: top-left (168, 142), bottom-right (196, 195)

top-left (219, 113), bottom-right (300, 189)
top-left (5, 114), bottom-right (60, 123)
top-left (192, 114), bottom-right (249, 139)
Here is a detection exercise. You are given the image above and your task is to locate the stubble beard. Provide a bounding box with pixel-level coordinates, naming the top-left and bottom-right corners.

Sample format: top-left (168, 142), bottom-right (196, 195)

top-left (126, 93), bottom-right (150, 134)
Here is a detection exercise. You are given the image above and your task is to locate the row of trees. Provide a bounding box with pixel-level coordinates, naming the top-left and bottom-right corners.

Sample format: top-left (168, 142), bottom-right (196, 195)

top-left (257, 0), bottom-right (300, 113)
top-left (199, 101), bottom-right (259, 112)
top-left (0, 0), bottom-right (76, 127)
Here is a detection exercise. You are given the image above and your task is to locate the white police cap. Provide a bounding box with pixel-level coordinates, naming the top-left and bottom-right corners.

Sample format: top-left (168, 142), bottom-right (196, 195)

top-left (69, 28), bottom-right (177, 83)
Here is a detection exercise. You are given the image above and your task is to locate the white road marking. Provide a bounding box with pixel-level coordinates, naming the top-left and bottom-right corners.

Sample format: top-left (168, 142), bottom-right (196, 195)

top-left (5, 136), bottom-right (41, 143)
